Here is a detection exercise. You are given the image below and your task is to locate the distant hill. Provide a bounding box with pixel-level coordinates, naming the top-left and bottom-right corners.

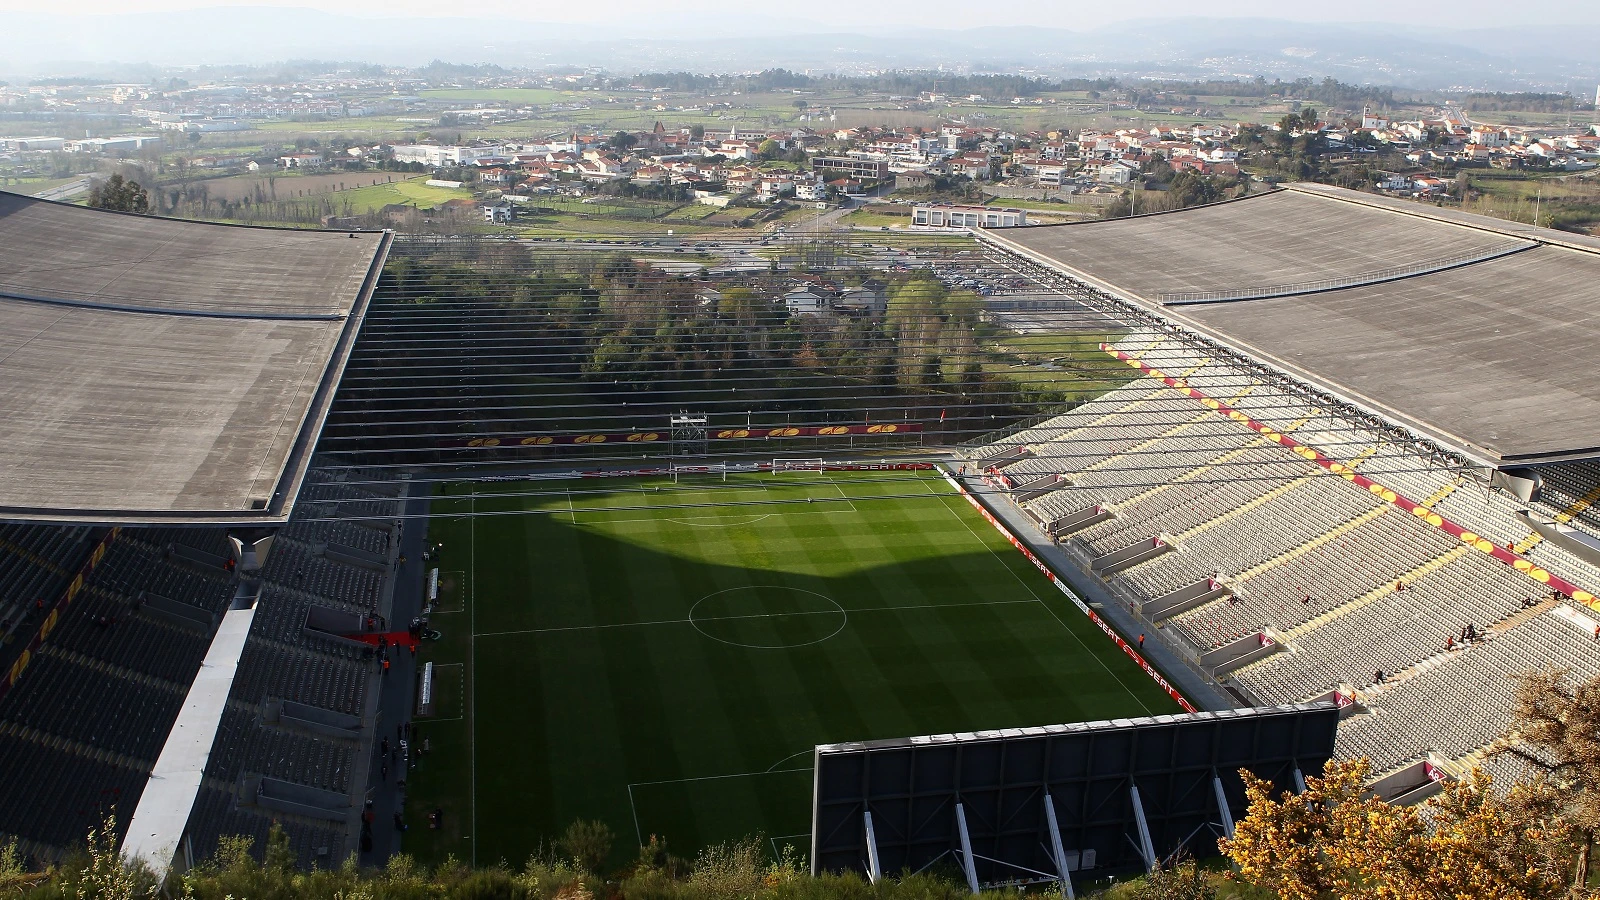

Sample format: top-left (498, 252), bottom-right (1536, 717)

top-left (1, 8), bottom-right (1597, 92)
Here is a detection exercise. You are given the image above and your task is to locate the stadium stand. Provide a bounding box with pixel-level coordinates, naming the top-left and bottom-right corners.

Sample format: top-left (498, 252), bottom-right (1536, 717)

top-left (967, 323), bottom-right (1600, 785)
top-left (10, 178), bottom-right (1600, 870)
top-left (986, 184), bottom-right (1600, 467)
top-left (0, 475), bottom-right (398, 863)
top-left (0, 471), bottom-right (398, 866)
top-left (963, 184), bottom-right (1600, 797)
top-left (0, 198), bottom-right (397, 867)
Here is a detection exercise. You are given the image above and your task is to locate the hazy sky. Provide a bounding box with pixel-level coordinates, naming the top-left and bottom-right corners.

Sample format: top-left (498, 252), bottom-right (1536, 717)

top-left (7, 0), bottom-right (1597, 29)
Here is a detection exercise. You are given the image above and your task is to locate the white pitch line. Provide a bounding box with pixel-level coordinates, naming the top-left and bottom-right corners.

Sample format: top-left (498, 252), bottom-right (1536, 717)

top-left (627, 784), bottom-right (643, 848)
top-left (829, 473), bottom-right (860, 513)
top-left (921, 476), bottom-right (1157, 716)
top-left (474, 598), bottom-right (1039, 638)
top-left (628, 766), bottom-right (811, 788)
top-left (662, 514), bottom-right (773, 527)
top-left (469, 485), bottom-right (479, 866)
top-left (581, 507), bottom-right (851, 527)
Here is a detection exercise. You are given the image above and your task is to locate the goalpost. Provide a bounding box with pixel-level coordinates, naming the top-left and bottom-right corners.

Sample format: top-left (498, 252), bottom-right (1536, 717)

top-left (671, 461), bottom-right (730, 483)
top-left (772, 458), bottom-right (825, 473)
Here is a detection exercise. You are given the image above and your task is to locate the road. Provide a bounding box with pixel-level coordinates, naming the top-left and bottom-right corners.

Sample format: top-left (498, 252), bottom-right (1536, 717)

top-left (787, 200), bottom-right (856, 233)
top-left (32, 176), bottom-right (91, 201)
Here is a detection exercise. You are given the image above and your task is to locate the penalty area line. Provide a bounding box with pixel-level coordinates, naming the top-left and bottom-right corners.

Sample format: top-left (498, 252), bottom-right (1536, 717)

top-left (921, 474), bottom-right (1158, 717)
top-left (473, 598), bottom-right (1040, 638)
top-left (628, 766), bottom-right (812, 789)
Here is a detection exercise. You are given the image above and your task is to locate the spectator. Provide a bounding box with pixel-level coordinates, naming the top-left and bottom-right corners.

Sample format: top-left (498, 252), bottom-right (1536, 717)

top-left (1137, 633), bottom-right (1145, 650)
top-left (1374, 670), bottom-right (1385, 684)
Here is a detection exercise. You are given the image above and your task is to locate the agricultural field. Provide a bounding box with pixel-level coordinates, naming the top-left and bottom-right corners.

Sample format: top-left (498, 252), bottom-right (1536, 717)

top-left (402, 469), bottom-right (1179, 866)
top-left (840, 208), bottom-right (911, 229)
top-left (419, 88), bottom-right (572, 104)
top-left (248, 116), bottom-right (422, 137)
top-left (186, 170), bottom-right (415, 202)
top-left (340, 177), bottom-right (476, 210)
top-left (513, 214), bottom-right (727, 238)
top-left (0, 174), bottom-right (85, 196)
top-left (976, 197), bottom-right (1102, 222)
top-left (1459, 170), bottom-right (1600, 233)
top-left (977, 328), bottom-right (1138, 403)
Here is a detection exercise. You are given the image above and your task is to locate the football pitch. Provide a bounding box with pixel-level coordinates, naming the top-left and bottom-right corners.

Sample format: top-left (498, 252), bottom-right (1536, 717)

top-left (403, 468), bottom-right (1180, 866)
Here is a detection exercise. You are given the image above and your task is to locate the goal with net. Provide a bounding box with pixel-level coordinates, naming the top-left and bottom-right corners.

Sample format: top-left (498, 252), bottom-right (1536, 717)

top-left (771, 458), bottom-right (825, 473)
top-left (670, 461), bottom-right (730, 483)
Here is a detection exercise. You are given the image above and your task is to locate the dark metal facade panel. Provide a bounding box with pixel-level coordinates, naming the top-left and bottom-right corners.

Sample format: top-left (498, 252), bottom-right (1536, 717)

top-left (812, 704), bottom-right (1338, 882)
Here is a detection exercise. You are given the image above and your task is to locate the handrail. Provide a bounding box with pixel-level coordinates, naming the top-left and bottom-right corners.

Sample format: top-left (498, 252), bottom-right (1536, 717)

top-left (1157, 239), bottom-right (1536, 306)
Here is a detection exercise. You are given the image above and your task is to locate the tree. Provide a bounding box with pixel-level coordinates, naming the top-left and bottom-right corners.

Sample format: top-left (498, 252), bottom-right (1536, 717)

top-left (1123, 858), bottom-right (1218, 900)
top-left (758, 138), bottom-right (781, 160)
top-left (610, 131), bottom-right (638, 151)
top-left (1503, 665), bottom-right (1600, 889)
top-left (88, 174), bottom-right (149, 213)
top-left (1222, 757), bottom-right (1578, 900)
top-left (556, 819), bottom-right (613, 873)
top-left (689, 124), bottom-right (705, 141)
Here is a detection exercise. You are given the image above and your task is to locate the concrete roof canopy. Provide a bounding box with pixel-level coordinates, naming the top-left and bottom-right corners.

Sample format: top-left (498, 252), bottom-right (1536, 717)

top-left (986, 184), bottom-right (1600, 466)
top-left (0, 193), bottom-right (390, 524)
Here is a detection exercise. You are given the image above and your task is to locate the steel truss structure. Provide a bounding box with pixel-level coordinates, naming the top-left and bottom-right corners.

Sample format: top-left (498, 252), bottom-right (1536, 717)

top-left (973, 237), bottom-right (1485, 480)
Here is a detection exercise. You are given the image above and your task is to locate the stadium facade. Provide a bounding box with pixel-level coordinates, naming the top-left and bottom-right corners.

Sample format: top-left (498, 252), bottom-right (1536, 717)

top-left (2, 182), bottom-right (1600, 883)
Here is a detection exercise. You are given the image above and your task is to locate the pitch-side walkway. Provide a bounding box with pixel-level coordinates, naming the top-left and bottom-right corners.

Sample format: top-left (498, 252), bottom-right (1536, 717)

top-left (360, 484), bottom-right (431, 864)
top-left (955, 474), bottom-right (1236, 712)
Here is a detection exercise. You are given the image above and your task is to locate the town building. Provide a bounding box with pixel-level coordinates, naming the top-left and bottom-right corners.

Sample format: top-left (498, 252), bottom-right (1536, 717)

top-left (910, 204), bottom-right (1027, 228)
top-left (812, 156), bottom-right (890, 182)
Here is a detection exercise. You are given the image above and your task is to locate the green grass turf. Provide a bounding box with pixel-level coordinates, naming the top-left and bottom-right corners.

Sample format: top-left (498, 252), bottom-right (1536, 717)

top-left (402, 470), bottom-right (1179, 866)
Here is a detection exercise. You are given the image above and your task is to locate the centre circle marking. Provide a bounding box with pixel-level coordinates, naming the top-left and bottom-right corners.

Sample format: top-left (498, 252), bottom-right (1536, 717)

top-left (688, 586), bottom-right (847, 649)
top-left (664, 514), bottom-right (772, 527)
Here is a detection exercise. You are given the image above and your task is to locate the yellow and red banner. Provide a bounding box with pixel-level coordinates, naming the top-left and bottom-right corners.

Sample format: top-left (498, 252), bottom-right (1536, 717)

top-left (942, 468), bottom-right (1198, 713)
top-left (0, 527), bottom-right (120, 700)
top-left (462, 422), bottom-right (922, 449)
